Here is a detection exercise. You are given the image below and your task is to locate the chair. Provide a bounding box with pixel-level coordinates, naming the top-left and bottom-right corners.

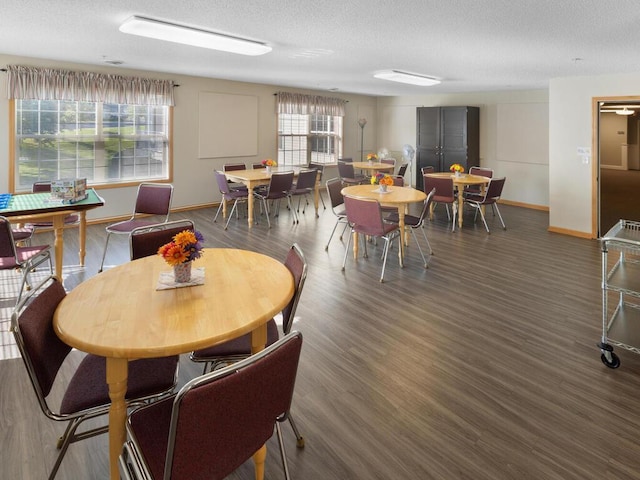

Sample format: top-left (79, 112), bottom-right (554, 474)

top-left (384, 188), bottom-right (436, 268)
top-left (130, 219), bottom-right (195, 261)
top-left (307, 162), bottom-right (327, 209)
top-left (0, 215), bottom-right (53, 306)
top-left (421, 166), bottom-right (435, 175)
top-left (254, 171), bottom-right (296, 227)
top-left (120, 331), bottom-right (303, 480)
top-left (289, 168), bottom-right (318, 219)
top-left (10, 276), bottom-right (179, 480)
top-left (380, 157), bottom-right (396, 174)
top-left (28, 181), bottom-right (81, 230)
top-left (11, 225), bottom-right (35, 245)
top-left (338, 157), bottom-right (353, 163)
top-left (252, 162), bottom-right (266, 169)
top-left (223, 163), bottom-right (248, 192)
top-left (342, 196), bottom-right (401, 282)
top-left (464, 177), bottom-right (507, 232)
top-left (98, 183), bottom-right (174, 272)
top-left (190, 243), bottom-right (308, 448)
top-left (338, 161), bottom-right (367, 186)
top-left (423, 175), bottom-right (457, 232)
top-left (212, 170), bottom-right (249, 229)
top-left (324, 178), bottom-right (349, 250)
top-left (397, 163), bottom-right (409, 178)
top-left (464, 166), bottom-right (494, 198)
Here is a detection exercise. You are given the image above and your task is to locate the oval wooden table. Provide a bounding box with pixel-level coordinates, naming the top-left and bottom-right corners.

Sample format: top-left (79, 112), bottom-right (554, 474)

top-left (424, 172), bottom-right (490, 228)
top-left (53, 248), bottom-right (295, 480)
top-left (341, 184), bottom-right (426, 265)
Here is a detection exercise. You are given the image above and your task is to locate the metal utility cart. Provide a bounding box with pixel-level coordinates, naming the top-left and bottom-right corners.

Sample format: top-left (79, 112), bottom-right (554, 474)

top-left (600, 219), bottom-right (640, 368)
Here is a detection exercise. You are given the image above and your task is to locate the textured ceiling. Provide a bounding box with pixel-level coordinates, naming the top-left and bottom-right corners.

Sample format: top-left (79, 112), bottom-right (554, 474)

top-left (3, 0), bottom-right (640, 96)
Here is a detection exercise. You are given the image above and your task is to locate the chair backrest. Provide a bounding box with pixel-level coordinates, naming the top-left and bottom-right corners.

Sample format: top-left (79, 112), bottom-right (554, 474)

top-left (483, 177), bottom-right (506, 201)
top-left (11, 277), bottom-right (70, 414)
top-left (130, 220), bottom-right (196, 261)
top-left (307, 162), bottom-right (324, 181)
top-left (293, 169), bottom-right (317, 191)
top-left (397, 163), bottom-right (408, 177)
top-left (337, 162), bottom-right (356, 179)
top-left (0, 216), bottom-right (19, 262)
top-left (338, 157), bottom-right (353, 163)
top-left (281, 244), bottom-right (308, 334)
top-left (143, 331), bottom-right (303, 480)
top-left (469, 166), bottom-right (494, 178)
top-left (344, 196), bottom-right (387, 237)
top-left (252, 163), bottom-right (266, 169)
top-left (214, 170), bottom-right (232, 196)
top-left (133, 183), bottom-right (173, 218)
top-left (325, 178), bottom-right (345, 211)
top-left (421, 166), bottom-right (435, 175)
top-left (32, 181), bottom-right (52, 193)
top-left (380, 158), bottom-right (396, 167)
top-left (417, 188), bottom-right (437, 224)
top-left (423, 175), bottom-right (455, 201)
top-left (391, 175), bottom-right (404, 186)
top-left (223, 163), bottom-right (246, 172)
top-left (267, 171), bottom-right (294, 196)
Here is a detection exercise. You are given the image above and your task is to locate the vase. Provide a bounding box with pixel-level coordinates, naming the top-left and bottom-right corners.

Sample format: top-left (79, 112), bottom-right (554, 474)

top-left (173, 262), bottom-right (192, 283)
top-left (454, 171), bottom-right (462, 177)
top-left (266, 166), bottom-right (272, 174)
top-left (379, 184), bottom-right (387, 193)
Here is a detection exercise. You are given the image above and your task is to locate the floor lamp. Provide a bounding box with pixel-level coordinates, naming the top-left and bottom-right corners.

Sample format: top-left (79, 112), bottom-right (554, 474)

top-left (358, 118), bottom-right (367, 162)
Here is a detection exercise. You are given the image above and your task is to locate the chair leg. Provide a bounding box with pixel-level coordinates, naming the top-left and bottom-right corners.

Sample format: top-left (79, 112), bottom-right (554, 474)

top-left (420, 226), bottom-right (434, 256)
top-left (476, 204), bottom-right (490, 232)
top-left (213, 198), bottom-right (225, 223)
top-left (325, 218), bottom-right (342, 250)
top-left (342, 229), bottom-right (353, 271)
top-left (275, 422), bottom-right (292, 480)
top-left (224, 200), bottom-right (239, 230)
top-left (410, 227), bottom-right (428, 268)
top-left (287, 414), bottom-right (305, 448)
top-left (493, 203), bottom-right (507, 229)
top-left (98, 232), bottom-right (113, 273)
top-left (451, 204), bottom-right (458, 232)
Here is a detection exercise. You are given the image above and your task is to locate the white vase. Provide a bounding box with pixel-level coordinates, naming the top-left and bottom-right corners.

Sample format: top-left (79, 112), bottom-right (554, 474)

top-left (173, 262), bottom-right (192, 283)
top-left (266, 166), bottom-right (272, 174)
top-left (454, 171), bottom-right (462, 177)
top-left (379, 184), bottom-right (388, 193)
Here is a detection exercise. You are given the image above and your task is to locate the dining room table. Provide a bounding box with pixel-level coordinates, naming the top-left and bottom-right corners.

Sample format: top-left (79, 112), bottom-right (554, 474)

top-left (341, 184), bottom-right (426, 265)
top-left (351, 161), bottom-right (395, 176)
top-left (424, 172), bottom-right (490, 228)
top-left (53, 247), bottom-right (295, 480)
top-left (223, 166), bottom-right (321, 228)
top-left (0, 188), bottom-right (104, 279)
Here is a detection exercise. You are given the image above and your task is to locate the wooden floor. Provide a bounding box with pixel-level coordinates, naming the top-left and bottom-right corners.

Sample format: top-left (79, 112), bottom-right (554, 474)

top-left (3, 195), bottom-right (640, 480)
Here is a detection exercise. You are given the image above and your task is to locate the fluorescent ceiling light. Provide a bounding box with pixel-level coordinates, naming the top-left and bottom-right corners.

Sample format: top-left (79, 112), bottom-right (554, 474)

top-left (119, 16), bottom-right (272, 56)
top-left (616, 107), bottom-right (634, 116)
top-left (374, 70), bottom-right (440, 86)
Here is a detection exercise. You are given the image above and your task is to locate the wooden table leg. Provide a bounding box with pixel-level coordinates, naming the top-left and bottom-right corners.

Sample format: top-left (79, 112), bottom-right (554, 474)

top-left (247, 186), bottom-right (255, 228)
top-left (313, 175), bottom-right (320, 218)
top-left (458, 193), bottom-right (464, 229)
top-left (106, 358), bottom-right (128, 480)
top-left (397, 208), bottom-right (405, 267)
top-left (251, 324), bottom-right (268, 480)
top-left (353, 232), bottom-right (359, 259)
top-left (52, 215), bottom-right (64, 279)
top-left (78, 211), bottom-right (87, 266)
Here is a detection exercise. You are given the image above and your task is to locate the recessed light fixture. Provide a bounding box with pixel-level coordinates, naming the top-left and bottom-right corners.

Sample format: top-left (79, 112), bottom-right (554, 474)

top-left (373, 70), bottom-right (440, 86)
top-left (119, 16), bottom-right (272, 56)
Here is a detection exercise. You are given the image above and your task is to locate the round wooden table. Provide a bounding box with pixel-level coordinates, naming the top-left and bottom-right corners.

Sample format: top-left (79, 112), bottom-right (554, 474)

top-left (54, 248), bottom-right (294, 480)
top-left (341, 184), bottom-right (426, 265)
top-left (424, 172), bottom-right (490, 228)
top-left (352, 161), bottom-right (395, 174)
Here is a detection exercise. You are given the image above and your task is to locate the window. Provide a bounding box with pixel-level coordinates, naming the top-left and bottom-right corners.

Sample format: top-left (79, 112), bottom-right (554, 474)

top-left (278, 113), bottom-right (342, 166)
top-left (276, 92), bottom-right (346, 167)
top-left (14, 100), bottom-right (170, 190)
top-left (6, 65), bottom-right (175, 192)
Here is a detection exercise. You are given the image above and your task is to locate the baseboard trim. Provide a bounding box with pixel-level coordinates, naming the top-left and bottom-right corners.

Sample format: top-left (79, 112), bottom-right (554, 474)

top-left (499, 199), bottom-right (549, 211)
top-left (547, 225), bottom-right (594, 239)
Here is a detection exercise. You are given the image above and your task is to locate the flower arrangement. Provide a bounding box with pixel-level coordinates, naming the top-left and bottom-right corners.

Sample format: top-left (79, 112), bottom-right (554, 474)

top-left (158, 230), bottom-right (204, 266)
top-left (366, 153), bottom-right (378, 162)
top-left (450, 163), bottom-right (465, 173)
top-left (261, 158), bottom-right (277, 167)
top-left (371, 173), bottom-right (394, 186)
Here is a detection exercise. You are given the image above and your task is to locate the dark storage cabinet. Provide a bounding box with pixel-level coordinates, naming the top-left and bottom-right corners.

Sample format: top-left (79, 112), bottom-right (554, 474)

top-left (415, 106), bottom-right (479, 191)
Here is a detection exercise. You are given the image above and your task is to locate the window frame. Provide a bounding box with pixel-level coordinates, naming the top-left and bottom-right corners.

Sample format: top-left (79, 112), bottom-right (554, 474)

top-left (277, 112), bottom-right (343, 167)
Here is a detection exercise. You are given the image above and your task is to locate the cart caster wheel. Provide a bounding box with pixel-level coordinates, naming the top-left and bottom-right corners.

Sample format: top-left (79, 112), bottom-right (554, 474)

top-left (601, 351), bottom-right (621, 369)
top-left (296, 436), bottom-right (305, 448)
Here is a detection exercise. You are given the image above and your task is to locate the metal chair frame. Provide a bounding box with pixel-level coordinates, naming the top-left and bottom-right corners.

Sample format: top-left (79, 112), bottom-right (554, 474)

top-left (464, 177), bottom-right (507, 232)
top-left (129, 220), bottom-right (196, 261)
top-left (324, 178), bottom-right (349, 250)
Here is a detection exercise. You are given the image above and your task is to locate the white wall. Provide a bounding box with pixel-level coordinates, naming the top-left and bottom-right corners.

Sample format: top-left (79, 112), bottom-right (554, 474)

top-left (0, 54), bottom-right (377, 222)
top-left (376, 90), bottom-right (549, 207)
top-left (549, 72), bottom-right (640, 235)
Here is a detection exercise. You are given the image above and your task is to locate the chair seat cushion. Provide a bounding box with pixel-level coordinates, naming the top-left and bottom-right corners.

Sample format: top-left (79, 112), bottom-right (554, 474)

top-left (60, 354), bottom-right (178, 414)
top-left (11, 227), bottom-right (34, 241)
top-left (192, 319), bottom-right (279, 360)
top-left (14, 245), bottom-right (50, 265)
top-left (106, 219), bottom-right (161, 233)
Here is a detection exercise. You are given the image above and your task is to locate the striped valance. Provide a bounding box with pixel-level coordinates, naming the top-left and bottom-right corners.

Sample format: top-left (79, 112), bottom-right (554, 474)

top-left (6, 65), bottom-right (175, 106)
top-left (276, 91), bottom-right (346, 116)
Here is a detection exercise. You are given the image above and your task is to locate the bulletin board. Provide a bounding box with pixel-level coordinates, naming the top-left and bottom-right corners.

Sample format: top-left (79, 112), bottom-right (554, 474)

top-left (198, 92), bottom-right (258, 158)
top-left (496, 102), bottom-right (549, 165)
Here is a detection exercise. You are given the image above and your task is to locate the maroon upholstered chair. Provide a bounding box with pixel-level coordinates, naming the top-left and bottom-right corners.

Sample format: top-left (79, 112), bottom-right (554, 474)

top-left (190, 243), bottom-right (308, 448)
top-left (129, 219), bottom-right (195, 261)
top-left (289, 168), bottom-right (318, 219)
top-left (222, 162), bottom-right (249, 192)
top-left (464, 177), bottom-right (507, 232)
top-left (10, 276), bottom-right (179, 480)
top-left (342, 196), bottom-right (400, 282)
top-left (384, 188), bottom-right (436, 268)
top-left (254, 170), bottom-right (296, 227)
top-left (0, 215), bottom-right (52, 306)
top-left (338, 161), bottom-right (367, 186)
top-left (213, 170), bottom-right (249, 229)
top-left (423, 175), bottom-right (457, 232)
top-left (421, 166), bottom-right (435, 175)
top-left (121, 332), bottom-right (304, 480)
top-left (464, 166), bottom-right (494, 198)
top-left (28, 181), bottom-right (80, 230)
top-left (324, 178), bottom-right (349, 250)
top-left (98, 183), bottom-right (173, 272)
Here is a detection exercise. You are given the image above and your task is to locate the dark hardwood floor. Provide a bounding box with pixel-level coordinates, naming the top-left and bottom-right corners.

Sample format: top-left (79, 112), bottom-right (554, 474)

top-left (3, 195), bottom-right (640, 480)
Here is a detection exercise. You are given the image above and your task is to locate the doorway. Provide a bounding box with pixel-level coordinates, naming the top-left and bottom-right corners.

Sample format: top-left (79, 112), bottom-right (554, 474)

top-left (595, 97), bottom-right (640, 236)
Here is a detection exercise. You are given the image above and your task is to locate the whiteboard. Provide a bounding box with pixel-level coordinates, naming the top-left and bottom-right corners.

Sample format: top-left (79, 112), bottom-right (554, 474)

top-left (198, 92), bottom-right (258, 158)
top-left (497, 103), bottom-right (549, 165)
